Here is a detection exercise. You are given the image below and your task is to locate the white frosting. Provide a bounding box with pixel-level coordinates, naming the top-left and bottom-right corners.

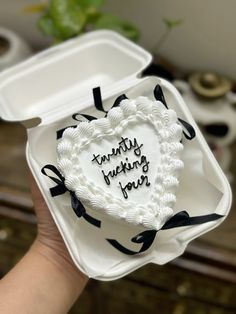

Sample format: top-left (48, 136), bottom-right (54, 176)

top-left (57, 97), bottom-right (184, 230)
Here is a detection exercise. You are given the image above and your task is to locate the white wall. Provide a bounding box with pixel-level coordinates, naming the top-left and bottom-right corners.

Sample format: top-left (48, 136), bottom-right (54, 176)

top-left (105, 0), bottom-right (236, 79)
top-left (0, 0), bottom-right (235, 79)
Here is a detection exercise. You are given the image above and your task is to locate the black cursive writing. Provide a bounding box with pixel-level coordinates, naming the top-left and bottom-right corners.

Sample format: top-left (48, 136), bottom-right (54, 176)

top-left (102, 156), bottom-right (149, 185)
top-left (91, 137), bottom-right (151, 199)
top-left (119, 175), bottom-right (151, 199)
top-left (91, 137), bottom-right (143, 166)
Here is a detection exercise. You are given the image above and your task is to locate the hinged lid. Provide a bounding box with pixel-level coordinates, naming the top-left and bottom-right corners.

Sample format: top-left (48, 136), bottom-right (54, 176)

top-left (0, 30), bottom-right (152, 123)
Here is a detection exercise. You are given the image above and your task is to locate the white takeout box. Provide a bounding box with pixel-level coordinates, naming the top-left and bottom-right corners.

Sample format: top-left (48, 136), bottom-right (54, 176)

top-left (0, 31), bottom-right (232, 280)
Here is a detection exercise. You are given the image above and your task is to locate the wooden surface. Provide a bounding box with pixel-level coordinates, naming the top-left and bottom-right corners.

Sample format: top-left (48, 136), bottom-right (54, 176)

top-left (1, 120), bottom-right (236, 313)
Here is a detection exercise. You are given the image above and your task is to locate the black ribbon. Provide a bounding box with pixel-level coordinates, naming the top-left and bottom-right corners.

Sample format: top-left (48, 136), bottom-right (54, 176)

top-left (112, 94), bottom-right (128, 108)
top-left (154, 84), bottom-right (168, 109)
top-left (56, 86), bottom-right (104, 139)
top-left (93, 87), bottom-right (129, 116)
top-left (72, 113), bottom-right (97, 122)
top-left (93, 86), bottom-right (106, 113)
top-left (153, 84), bottom-right (196, 140)
top-left (41, 165), bottom-right (101, 228)
top-left (56, 114), bottom-right (97, 140)
top-left (106, 211), bottom-right (224, 255)
top-left (178, 118), bottom-right (196, 140)
top-left (41, 165), bottom-right (67, 197)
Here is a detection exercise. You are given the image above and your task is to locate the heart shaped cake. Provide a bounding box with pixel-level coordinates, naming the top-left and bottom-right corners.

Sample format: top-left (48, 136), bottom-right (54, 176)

top-left (57, 96), bottom-right (184, 230)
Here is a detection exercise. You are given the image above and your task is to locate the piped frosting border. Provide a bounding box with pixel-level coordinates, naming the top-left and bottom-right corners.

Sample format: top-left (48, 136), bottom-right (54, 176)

top-left (57, 97), bottom-right (184, 230)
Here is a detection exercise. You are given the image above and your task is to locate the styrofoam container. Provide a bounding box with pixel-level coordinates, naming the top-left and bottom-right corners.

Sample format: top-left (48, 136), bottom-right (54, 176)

top-left (0, 31), bottom-right (232, 280)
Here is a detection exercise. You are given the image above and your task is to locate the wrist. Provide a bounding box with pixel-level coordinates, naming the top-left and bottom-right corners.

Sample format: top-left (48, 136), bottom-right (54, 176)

top-left (0, 237), bottom-right (88, 314)
top-left (32, 237), bottom-right (88, 295)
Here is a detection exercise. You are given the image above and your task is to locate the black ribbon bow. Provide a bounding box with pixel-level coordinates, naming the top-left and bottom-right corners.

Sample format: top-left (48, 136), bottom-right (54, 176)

top-left (153, 84), bottom-right (196, 140)
top-left (107, 211), bottom-right (223, 255)
top-left (41, 165), bottom-right (101, 228)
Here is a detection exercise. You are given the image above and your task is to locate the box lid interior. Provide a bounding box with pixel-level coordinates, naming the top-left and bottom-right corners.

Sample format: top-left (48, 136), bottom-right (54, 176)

top-left (0, 30), bottom-right (152, 122)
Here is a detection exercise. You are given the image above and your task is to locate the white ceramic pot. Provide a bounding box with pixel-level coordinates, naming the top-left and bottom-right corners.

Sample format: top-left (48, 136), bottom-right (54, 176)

top-left (174, 80), bottom-right (236, 147)
top-left (0, 27), bottom-right (32, 71)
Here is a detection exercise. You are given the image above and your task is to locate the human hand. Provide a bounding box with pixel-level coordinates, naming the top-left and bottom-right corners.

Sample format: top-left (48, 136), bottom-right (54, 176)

top-left (28, 170), bottom-right (88, 292)
top-left (0, 172), bottom-right (88, 314)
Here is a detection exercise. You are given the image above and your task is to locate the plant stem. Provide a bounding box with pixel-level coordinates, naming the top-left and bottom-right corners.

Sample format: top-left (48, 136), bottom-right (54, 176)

top-left (152, 28), bottom-right (171, 54)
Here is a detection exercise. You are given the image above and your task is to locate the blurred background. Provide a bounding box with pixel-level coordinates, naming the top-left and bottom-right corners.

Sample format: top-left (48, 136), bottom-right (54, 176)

top-left (0, 1), bottom-right (236, 313)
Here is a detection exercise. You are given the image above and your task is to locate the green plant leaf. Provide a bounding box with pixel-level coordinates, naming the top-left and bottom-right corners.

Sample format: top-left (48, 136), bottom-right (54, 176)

top-left (94, 14), bottom-right (140, 41)
top-left (37, 14), bottom-right (61, 38)
top-left (84, 7), bottom-right (101, 24)
top-left (163, 18), bottom-right (183, 30)
top-left (76, 0), bottom-right (105, 9)
top-left (49, 0), bottom-right (87, 40)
